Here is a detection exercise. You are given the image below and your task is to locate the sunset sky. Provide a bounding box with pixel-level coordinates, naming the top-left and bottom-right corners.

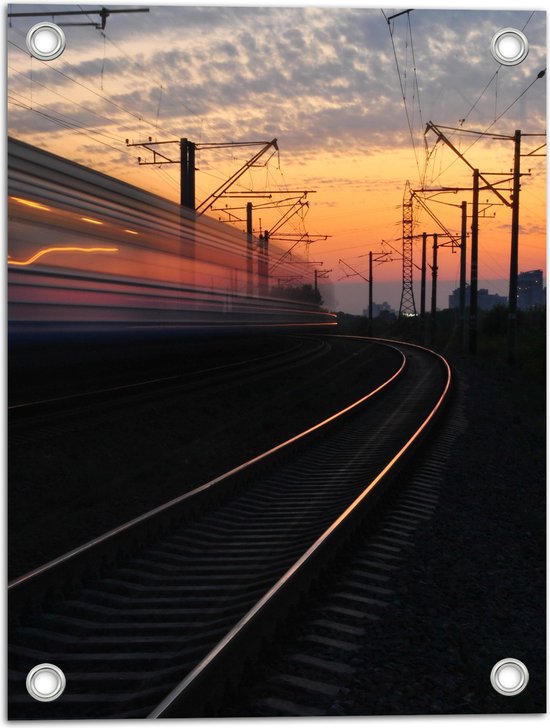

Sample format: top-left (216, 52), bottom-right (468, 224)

top-left (7, 2), bottom-right (546, 313)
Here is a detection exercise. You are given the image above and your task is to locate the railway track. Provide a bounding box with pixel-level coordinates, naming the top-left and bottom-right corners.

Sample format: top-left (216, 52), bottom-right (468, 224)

top-left (8, 337), bottom-right (451, 719)
top-left (9, 334), bottom-right (327, 422)
top-left (226, 385), bottom-right (468, 717)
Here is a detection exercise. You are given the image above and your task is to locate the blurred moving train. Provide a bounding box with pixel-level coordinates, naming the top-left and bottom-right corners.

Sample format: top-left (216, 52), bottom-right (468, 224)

top-left (8, 138), bottom-right (336, 341)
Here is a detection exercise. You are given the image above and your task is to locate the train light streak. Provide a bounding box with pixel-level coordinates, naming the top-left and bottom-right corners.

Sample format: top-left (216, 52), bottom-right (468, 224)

top-left (81, 217), bottom-right (104, 225)
top-left (8, 139), bottom-right (335, 331)
top-left (10, 196), bottom-right (50, 211)
top-left (8, 246), bottom-right (119, 267)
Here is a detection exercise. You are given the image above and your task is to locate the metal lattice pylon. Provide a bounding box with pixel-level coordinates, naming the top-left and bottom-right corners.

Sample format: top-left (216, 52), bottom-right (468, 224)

top-left (399, 180), bottom-right (417, 316)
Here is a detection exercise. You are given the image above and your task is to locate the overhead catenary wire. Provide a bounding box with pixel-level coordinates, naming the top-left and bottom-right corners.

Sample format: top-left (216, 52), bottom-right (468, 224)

top-left (445, 12), bottom-right (537, 138)
top-left (429, 67), bottom-right (546, 186)
top-left (7, 96), bottom-right (125, 154)
top-left (8, 88), bottom-right (124, 146)
top-left (75, 3), bottom-right (207, 134)
top-left (382, 10), bottom-right (423, 186)
top-left (8, 64), bottom-right (142, 139)
top-left (407, 11), bottom-right (429, 187)
top-left (8, 36), bottom-right (183, 142)
top-left (420, 8), bottom-right (544, 263)
top-left (9, 29), bottom-right (286, 213)
top-left (428, 10), bottom-right (544, 186)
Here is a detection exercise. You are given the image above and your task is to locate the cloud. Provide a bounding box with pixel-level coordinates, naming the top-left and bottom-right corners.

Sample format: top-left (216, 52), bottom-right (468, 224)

top-left (7, 7), bottom-right (546, 168)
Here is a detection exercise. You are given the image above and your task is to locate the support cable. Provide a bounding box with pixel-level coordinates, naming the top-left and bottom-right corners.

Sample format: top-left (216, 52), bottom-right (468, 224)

top-left (8, 37), bottom-right (183, 141)
top-left (430, 68), bottom-right (546, 184)
top-left (382, 9), bottom-right (423, 184)
top-left (407, 12), bottom-right (429, 186)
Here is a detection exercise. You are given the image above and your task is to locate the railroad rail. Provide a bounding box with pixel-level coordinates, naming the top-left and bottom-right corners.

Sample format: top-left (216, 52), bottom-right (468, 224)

top-left (227, 384), bottom-right (469, 717)
top-left (8, 335), bottom-right (333, 457)
top-left (8, 337), bottom-right (451, 719)
top-left (9, 334), bottom-right (327, 415)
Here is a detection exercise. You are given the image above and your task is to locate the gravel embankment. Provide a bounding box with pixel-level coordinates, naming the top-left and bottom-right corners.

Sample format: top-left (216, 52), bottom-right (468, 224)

top-left (341, 357), bottom-right (545, 715)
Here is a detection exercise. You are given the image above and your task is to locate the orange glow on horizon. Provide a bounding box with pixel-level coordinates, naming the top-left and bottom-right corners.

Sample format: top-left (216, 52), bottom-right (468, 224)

top-left (8, 246), bottom-right (119, 267)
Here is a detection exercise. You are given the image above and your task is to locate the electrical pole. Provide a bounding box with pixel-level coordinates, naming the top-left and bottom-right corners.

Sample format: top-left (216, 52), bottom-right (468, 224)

top-left (340, 252), bottom-right (392, 333)
top-left (368, 251), bottom-right (374, 336)
top-left (508, 130), bottom-right (521, 365)
top-left (126, 138), bottom-right (278, 214)
top-left (459, 200), bottom-right (468, 356)
top-left (314, 268), bottom-right (331, 302)
top-left (246, 202), bottom-right (253, 296)
top-left (470, 169), bottom-right (480, 355)
top-left (421, 232), bottom-right (428, 344)
top-left (424, 121), bottom-right (546, 361)
top-left (420, 231), bottom-right (427, 323)
top-left (399, 181), bottom-right (417, 317)
top-left (258, 230), bottom-right (269, 296)
top-left (180, 138), bottom-right (195, 210)
top-left (430, 233), bottom-right (438, 343)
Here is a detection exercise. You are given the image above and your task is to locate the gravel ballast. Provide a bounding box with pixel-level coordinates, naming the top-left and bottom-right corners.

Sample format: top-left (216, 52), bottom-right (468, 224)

top-left (340, 357), bottom-right (546, 715)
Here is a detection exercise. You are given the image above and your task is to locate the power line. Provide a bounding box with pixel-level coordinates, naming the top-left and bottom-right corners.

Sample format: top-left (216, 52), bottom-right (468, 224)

top-left (8, 95), bottom-right (124, 154)
top-left (407, 11), bottom-right (428, 186)
top-left (430, 68), bottom-right (546, 185)
top-left (447, 12), bottom-right (537, 138)
top-left (8, 37), bottom-right (181, 141)
top-left (74, 3), bottom-right (194, 134)
top-left (8, 90), bottom-right (122, 145)
top-left (382, 9), bottom-right (423, 185)
top-left (425, 10), bottom-right (543, 189)
top-left (8, 64), bottom-right (139, 138)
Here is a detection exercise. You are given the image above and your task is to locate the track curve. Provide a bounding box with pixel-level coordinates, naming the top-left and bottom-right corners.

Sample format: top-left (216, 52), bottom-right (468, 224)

top-left (8, 337), bottom-right (451, 719)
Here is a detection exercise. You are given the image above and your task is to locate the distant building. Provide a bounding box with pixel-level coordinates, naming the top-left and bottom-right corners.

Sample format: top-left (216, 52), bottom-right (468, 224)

top-left (363, 301), bottom-right (396, 318)
top-left (517, 270), bottom-right (545, 309)
top-left (448, 285), bottom-right (507, 310)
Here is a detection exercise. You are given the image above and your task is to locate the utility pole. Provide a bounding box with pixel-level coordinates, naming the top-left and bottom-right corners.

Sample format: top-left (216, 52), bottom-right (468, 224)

top-left (470, 169), bottom-right (480, 355)
top-left (420, 232), bottom-right (428, 345)
top-left (424, 121), bottom-right (546, 362)
top-left (399, 181), bottom-right (417, 317)
top-left (508, 130), bottom-right (521, 365)
top-left (180, 138), bottom-right (195, 209)
top-left (258, 230), bottom-right (269, 296)
top-left (339, 258), bottom-right (371, 329)
top-left (368, 252), bottom-right (373, 335)
top-left (459, 201), bottom-right (467, 356)
top-left (246, 202), bottom-right (253, 296)
top-left (340, 252), bottom-right (392, 334)
top-left (126, 138), bottom-right (278, 214)
top-left (430, 233), bottom-right (438, 343)
top-left (420, 231), bottom-right (427, 313)
top-left (314, 268), bottom-right (331, 301)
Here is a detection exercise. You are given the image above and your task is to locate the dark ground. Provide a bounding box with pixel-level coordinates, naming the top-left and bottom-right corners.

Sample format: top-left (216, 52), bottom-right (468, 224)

top-left (7, 327), bottom-right (545, 716)
top-left (8, 333), bottom-right (401, 579)
top-left (340, 354), bottom-right (546, 715)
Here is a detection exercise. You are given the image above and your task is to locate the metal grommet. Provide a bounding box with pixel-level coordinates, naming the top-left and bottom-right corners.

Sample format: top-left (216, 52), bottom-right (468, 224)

top-left (26, 22), bottom-right (66, 61)
top-left (490, 28), bottom-right (529, 66)
top-left (26, 663), bottom-right (66, 702)
top-left (490, 658), bottom-right (529, 696)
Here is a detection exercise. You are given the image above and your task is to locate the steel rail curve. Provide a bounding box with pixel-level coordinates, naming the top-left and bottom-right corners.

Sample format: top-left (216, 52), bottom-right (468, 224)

top-left (8, 338), bottom-right (450, 719)
top-left (149, 339), bottom-right (451, 718)
top-left (9, 339), bottom-right (405, 602)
